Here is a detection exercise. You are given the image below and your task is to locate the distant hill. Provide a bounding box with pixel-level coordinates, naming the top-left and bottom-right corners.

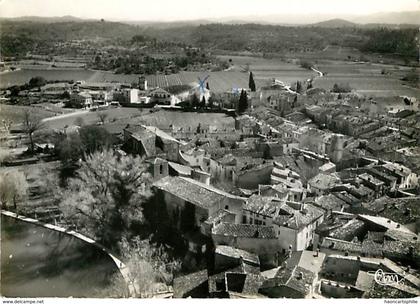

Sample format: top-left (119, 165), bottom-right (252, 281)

top-left (312, 18), bottom-right (357, 28)
top-left (1, 11), bottom-right (419, 26)
top-left (0, 15), bottom-right (94, 23)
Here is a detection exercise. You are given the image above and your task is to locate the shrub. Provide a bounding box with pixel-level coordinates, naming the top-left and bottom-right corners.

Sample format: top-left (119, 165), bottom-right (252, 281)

top-left (332, 83), bottom-right (352, 93)
top-left (300, 60), bottom-right (313, 70)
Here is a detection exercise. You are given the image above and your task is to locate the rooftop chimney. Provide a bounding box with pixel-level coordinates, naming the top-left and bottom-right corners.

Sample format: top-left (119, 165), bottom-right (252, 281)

top-left (297, 272), bottom-right (304, 280)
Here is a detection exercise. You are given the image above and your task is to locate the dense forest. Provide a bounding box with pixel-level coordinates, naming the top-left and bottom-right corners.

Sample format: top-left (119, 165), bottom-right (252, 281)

top-left (0, 19), bottom-right (418, 62)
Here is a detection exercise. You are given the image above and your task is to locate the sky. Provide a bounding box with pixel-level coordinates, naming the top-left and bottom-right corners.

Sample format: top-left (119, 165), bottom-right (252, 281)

top-left (0, 0), bottom-right (418, 21)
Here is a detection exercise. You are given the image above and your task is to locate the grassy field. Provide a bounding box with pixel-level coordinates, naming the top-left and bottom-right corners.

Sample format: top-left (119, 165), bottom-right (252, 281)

top-left (136, 110), bottom-right (235, 129)
top-left (0, 104), bottom-right (57, 124)
top-left (313, 61), bottom-right (420, 98)
top-left (43, 107), bottom-right (147, 130)
top-left (218, 55), bottom-right (317, 85)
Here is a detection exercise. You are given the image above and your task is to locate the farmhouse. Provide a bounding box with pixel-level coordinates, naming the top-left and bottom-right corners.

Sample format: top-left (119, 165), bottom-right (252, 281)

top-left (69, 91), bottom-right (93, 108)
top-left (150, 87), bottom-right (173, 105)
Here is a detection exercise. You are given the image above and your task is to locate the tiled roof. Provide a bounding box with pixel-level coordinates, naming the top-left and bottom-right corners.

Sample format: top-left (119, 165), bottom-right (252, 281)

top-left (313, 194), bottom-right (349, 212)
top-left (358, 173), bottom-right (384, 186)
top-left (153, 176), bottom-right (244, 209)
top-left (362, 196), bottom-right (420, 225)
top-left (273, 203), bottom-right (325, 230)
top-left (212, 223), bottom-right (277, 239)
top-left (260, 265), bottom-right (315, 296)
top-left (382, 240), bottom-right (420, 258)
top-left (168, 161), bottom-right (192, 176)
top-left (240, 274), bottom-right (265, 294)
top-left (329, 219), bottom-right (365, 241)
top-left (357, 214), bottom-right (413, 234)
top-left (366, 231), bottom-right (385, 242)
top-left (361, 240), bottom-right (383, 257)
top-left (321, 237), bottom-right (362, 254)
top-left (204, 209), bottom-right (235, 225)
top-left (208, 263), bottom-right (252, 293)
top-left (244, 195), bottom-right (285, 217)
top-left (308, 173), bottom-right (340, 190)
top-left (173, 269), bottom-right (208, 298)
top-left (215, 245), bottom-right (260, 266)
top-left (384, 229), bottom-right (418, 242)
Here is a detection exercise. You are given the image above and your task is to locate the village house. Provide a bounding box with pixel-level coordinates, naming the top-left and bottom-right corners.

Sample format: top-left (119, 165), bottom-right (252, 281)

top-left (312, 193), bottom-right (350, 216)
top-left (381, 162), bottom-right (418, 190)
top-left (242, 195), bottom-right (287, 226)
top-left (153, 176), bottom-right (245, 233)
top-left (260, 250), bottom-right (326, 298)
top-left (69, 91), bottom-right (93, 108)
top-left (211, 222), bottom-right (279, 267)
top-left (150, 87), bottom-right (178, 105)
top-left (271, 162), bottom-right (304, 190)
top-left (123, 125), bottom-right (182, 161)
top-left (259, 265), bottom-right (315, 298)
top-left (272, 202), bottom-right (326, 252)
top-left (308, 173), bottom-right (340, 196)
top-left (357, 173), bottom-right (385, 197)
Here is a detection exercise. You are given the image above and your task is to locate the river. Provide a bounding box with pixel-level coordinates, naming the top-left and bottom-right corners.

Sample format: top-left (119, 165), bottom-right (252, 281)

top-left (1, 215), bottom-right (122, 297)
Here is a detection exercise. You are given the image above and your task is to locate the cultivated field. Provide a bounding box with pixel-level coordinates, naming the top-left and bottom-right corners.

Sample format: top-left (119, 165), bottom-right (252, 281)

top-left (137, 110), bottom-right (235, 129)
top-left (2, 54), bottom-right (418, 98)
top-left (0, 68), bottom-right (253, 92)
top-left (218, 55), bottom-right (317, 85)
top-left (0, 104), bottom-right (59, 124)
top-left (313, 61), bottom-right (420, 98)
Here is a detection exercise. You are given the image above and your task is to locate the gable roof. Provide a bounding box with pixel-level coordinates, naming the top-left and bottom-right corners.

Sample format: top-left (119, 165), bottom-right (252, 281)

top-left (153, 176), bottom-right (244, 209)
top-left (173, 270), bottom-right (208, 298)
top-left (244, 195), bottom-right (286, 217)
top-left (215, 245), bottom-right (260, 266)
top-left (212, 223), bottom-right (277, 239)
top-left (260, 265), bottom-right (315, 296)
top-left (273, 203), bottom-right (325, 230)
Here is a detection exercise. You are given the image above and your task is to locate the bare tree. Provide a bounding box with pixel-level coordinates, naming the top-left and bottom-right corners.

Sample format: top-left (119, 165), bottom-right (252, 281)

top-left (2, 118), bottom-right (13, 134)
top-left (102, 237), bottom-right (181, 298)
top-left (0, 170), bottom-right (28, 210)
top-left (97, 112), bottom-right (108, 124)
top-left (60, 150), bottom-right (152, 246)
top-left (22, 110), bottom-right (44, 153)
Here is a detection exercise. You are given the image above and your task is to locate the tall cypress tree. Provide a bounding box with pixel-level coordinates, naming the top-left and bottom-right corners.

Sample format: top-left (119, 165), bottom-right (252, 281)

top-left (237, 89), bottom-right (248, 114)
top-left (249, 72), bottom-right (256, 92)
top-left (191, 94), bottom-right (199, 108)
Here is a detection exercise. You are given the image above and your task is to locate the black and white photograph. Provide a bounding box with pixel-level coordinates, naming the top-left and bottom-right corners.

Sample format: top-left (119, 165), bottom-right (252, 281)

top-left (0, 0), bottom-right (419, 301)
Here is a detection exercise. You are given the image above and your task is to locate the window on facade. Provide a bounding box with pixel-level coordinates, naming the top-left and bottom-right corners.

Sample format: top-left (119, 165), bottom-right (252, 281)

top-left (160, 164), bottom-right (164, 175)
top-left (242, 215), bottom-right (247, 224)
top-left (225, 205), bottom-right (229, 210)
